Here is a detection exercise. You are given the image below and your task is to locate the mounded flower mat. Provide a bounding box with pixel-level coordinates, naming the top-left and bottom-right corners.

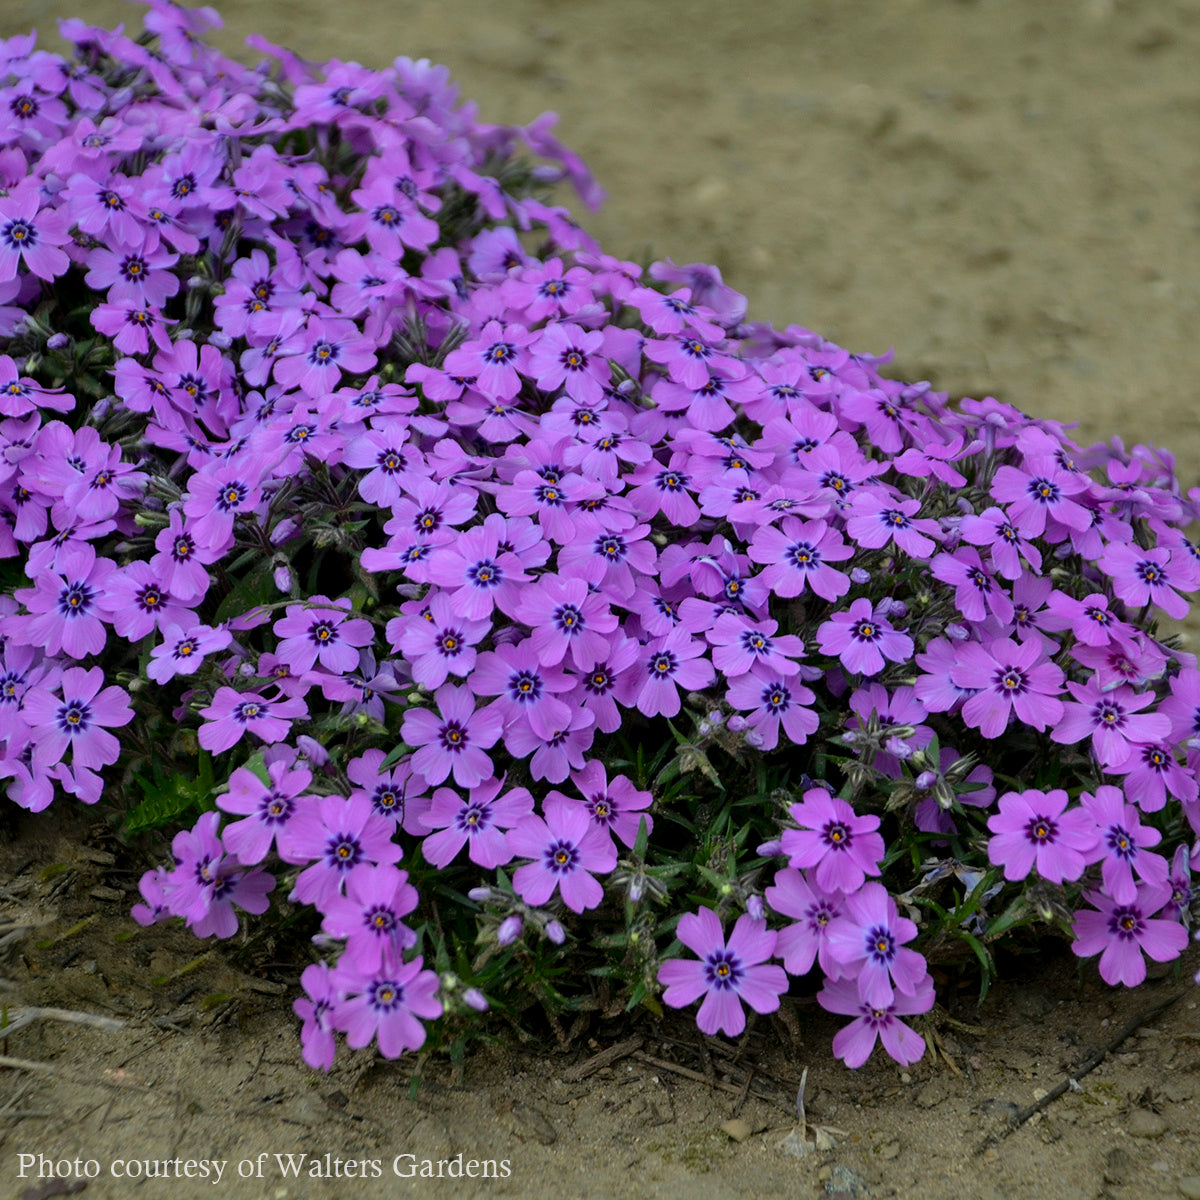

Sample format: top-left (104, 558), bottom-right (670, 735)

top-left (1, 1), bottom-right (1198, 1077)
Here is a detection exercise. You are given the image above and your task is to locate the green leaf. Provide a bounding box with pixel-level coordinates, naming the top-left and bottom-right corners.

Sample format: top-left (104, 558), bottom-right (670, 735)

top-left (213, 555), bottom-right (277, 625)
top-left (123, 768), bottom-right (214, 836)
top-left (983, 893), bottom-right (1029, 941)
top-left (956, 929), bottom-right (995, 1002)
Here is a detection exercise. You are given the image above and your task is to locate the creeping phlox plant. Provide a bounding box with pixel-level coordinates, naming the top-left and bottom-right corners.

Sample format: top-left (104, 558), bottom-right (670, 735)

top-left (3, 1), bottom-right (1200, 1075)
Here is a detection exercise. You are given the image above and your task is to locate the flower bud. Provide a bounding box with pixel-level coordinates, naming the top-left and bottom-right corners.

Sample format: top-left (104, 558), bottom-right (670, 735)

top-left (462, 988), bottom-right (489, 1012)
top-left (497, 915), bottom-right (523, 945)
top-left (545, 920), bottom-right (566, 945)
top-left (757, 839), bottom-right (783, 858)
top-left (914, 770), bottom-right (938, 791)
top-left (295, 735), bottom-right (329, 766)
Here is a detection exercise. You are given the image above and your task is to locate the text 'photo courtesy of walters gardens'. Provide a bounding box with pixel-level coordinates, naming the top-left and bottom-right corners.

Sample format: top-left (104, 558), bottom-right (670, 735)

top-left (14, 1150), bottom-right (514, 1183)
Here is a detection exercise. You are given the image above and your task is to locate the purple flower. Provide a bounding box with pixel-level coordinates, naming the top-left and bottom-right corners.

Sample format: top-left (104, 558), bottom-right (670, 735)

top-left (273, 595), bottom-right (375, 675)
top-left (516, 574), bottom-right (618, 670)
top-left (161, 811), bottom-right (275, 939)
top-left (626, 628), bottom-right (716, 719)
top-left (626, 453), bottom-right (701, 526)
top-left (198, 687), bottom-right (309, 753)
top-left (132, 868), bottom-right (172, 927)
top-left (958, 505), bottom-right (1042, 579)
top-left (320, 863), bottom-right (419, 972)
top-left (400, 684), bottom-right (503, 788)
top-left (554, 759), bottom-right (654, 849)
top-left (295, 961), bottom-right (339, 1070)
top-left (147, 621), bottom-right (232, 684)
top-left (825, 882), bottom-right (927, 1008)
top-left (726, 673), bottom-right (819, 750)
top-left (747, 517), bottom-right (852, 601)
top-left (345, 178), bottom-right (440, 256)
top-left (556, 523), bottom-right (657, 599)
top-left (780, 789), bottom-right (884, 894)
top-left (469, 640), bottom-right (574, 739)
top-left (341, 432), bottom-right (418, 507)
top-left (644, 333), bottom-right (730, 390)
top-left (526, 322), bottom-right (610, 403)
top-left (151, 509), bottom-right (219, 602)
top-left (390, 596), bottom-right (489, 690)
top-left (764, 867), bottom-right (845, 978)
top-left (182, 461), bottom-right (264, 552)
top-left (1109, 742), bottom-right (1199, 813)
top-left (425, 524), bottom-right (530, 620)
top-left (283, 793), bottom-right (403, 909)
top-left (84, 243), bottom-right (180, 308)
top-left (948, 635), bottom-right (1064, 738)
top-left (508, 794), bottom-right (618, 913)
top-left (330, 955), bottom-right (443, 1059)
top-left (21, 666), bottom-right (133, 772)
top-left (817, 598), bottom-right (913, 678)
top-left (1099, 542), bottom-right (1192, 621)
top-left (577, 634), bottom-right (641, 734)
top-left (420, 776), bottom-right (533, 868)
top-left (657, 908), bottom-right (788, 1037)
top-left (273, 314), bottom-right (377, 398)
top-left (929, 547), bottom-right (1013, 625)
top-left (1071, 882), bottom-right (1188, 986)
top-left (217, 755), bottom-right (315, 865)
top-left (1041, 590), bottom-right (1129, 647)
top-left (1050, 679), bottom-right (1172, 769)
top-left (844, 490), bottom-right (938, 559)
top-left (10, 544), bottom-right (117, 660)
top-left (707, 611), bottom-right (804, 679)
top-left (346, 749), bottom-right (430, 835)
top-left (1079, 784), bottom-right (1169, 905)
top-left (990, 457), bottom-right (1093, 538)
top-left (442, 319), bottom-right (534, 401)
top-left (0, 184), bottom-right (71, 282)
top-left (819, 974), bottom-right (934, 1068)
top-left (190, 865), bottom-right (275, 940)
top-left (501, 706), bottom-right (596, 783)
top-left (986, 788), bottom-right (1098, 883)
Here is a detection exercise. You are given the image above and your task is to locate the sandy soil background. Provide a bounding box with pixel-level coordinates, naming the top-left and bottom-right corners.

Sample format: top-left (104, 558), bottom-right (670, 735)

top-left (2, 2), bottom-right (1200, 1198)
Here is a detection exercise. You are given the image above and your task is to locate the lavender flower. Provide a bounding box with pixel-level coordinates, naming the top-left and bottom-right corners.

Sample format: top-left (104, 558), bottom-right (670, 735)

top-left (657, 907), bottom-right (788, 1037)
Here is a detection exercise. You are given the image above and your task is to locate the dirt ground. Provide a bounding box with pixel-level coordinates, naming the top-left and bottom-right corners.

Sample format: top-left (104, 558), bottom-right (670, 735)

top-left (3, 1), bottom-right (1200, 1198)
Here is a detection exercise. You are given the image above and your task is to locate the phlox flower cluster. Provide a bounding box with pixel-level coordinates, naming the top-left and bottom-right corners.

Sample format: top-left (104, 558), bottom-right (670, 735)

top-left (4, 1), bottom-right (1200, 1075)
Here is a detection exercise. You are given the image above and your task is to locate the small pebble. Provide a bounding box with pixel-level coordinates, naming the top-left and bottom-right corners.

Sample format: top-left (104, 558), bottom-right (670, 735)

top-left (1104, 1147), bottom-right (1134, 1186)
top-left (876, 1138), bottom-right (900, 1160)
top-left (1179, 1178), bottom-right (1200, 1200)
top-left (1127, 1109), bottom-right (1168, 1139)
top-left (824, 1164), bottom-right (870, 1198)
top-left (721, 1118), bottom-right (753, 1143)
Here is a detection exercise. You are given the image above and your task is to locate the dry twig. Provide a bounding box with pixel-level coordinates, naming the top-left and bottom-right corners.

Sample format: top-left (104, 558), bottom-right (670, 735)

top-left (975, 988), bottom-right (1185, 1154)
top-left (561, 1035), bottom-right (644, 1082)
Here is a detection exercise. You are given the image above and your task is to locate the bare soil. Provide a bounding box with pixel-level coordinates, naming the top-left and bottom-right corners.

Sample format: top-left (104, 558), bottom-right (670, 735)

top-left (3, 2), bottom-right (1200, 1198)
